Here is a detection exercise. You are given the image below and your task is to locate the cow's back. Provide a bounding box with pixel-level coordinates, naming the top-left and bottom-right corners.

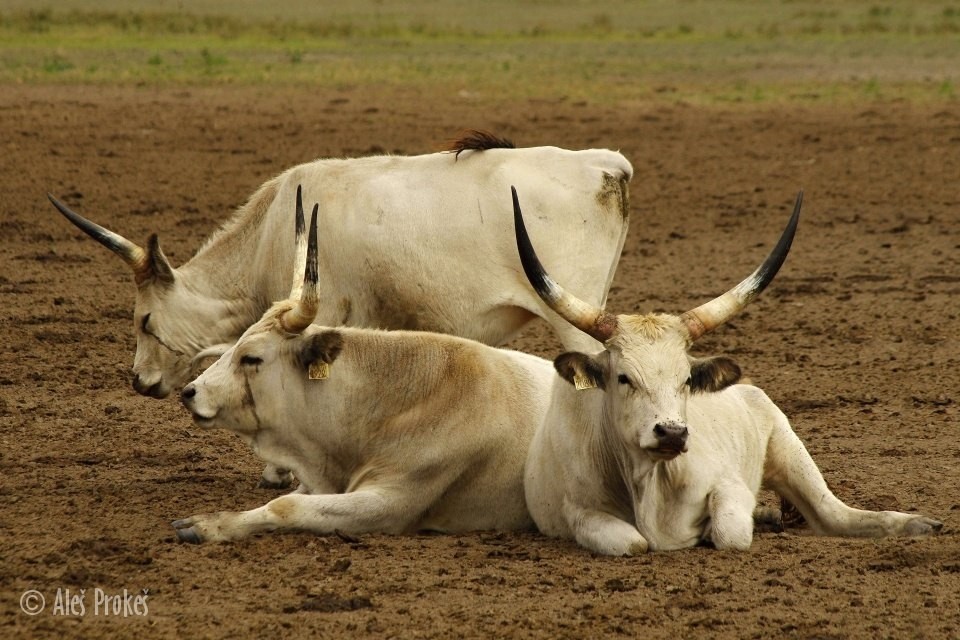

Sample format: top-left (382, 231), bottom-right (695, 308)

top-left (277, 147), bottom-right (632, 349)
top-left (307, 327), bottom-right (557, 533)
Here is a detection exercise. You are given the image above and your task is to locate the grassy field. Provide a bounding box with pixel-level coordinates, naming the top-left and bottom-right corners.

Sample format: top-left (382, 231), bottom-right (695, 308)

top-left (1, 1), bottom-right (958, 104)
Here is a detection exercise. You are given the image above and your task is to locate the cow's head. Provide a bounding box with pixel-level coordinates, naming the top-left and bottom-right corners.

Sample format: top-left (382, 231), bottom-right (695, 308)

top-left (48, 191), bottom-right (282, 398)
top-left (513, 187), bottom-right (801, 462)
top-left (180, 199), bottom-right (338, 435)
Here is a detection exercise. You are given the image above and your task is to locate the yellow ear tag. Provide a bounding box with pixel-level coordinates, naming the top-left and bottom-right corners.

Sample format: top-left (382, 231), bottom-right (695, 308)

top-left (573, 372), bottom-right (597, 391)
top-left (308, 361), bottom-right (330, 380)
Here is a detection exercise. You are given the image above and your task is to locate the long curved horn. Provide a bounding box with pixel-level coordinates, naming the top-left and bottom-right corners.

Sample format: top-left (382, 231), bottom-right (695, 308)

top-left (680, 190), bottom-right (803, 341)
top-left (47, 193), bottom-right (175, 286)
top-left (512, 186), bottom-right (618, 342)
top-left (280, 203), bottom-right (319, 334)
top-left (48, 192), bottom-right (149, 276)
top-left (289, 184), bottom-right (308, 300)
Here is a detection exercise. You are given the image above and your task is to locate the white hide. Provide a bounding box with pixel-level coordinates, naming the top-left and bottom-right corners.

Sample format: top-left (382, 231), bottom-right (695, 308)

top-left (524, 314), bottom-right (942, 555)
top-left (175, 306), bottom-right (557, 543)
top-left (116, 146), bottom-right (631, 397)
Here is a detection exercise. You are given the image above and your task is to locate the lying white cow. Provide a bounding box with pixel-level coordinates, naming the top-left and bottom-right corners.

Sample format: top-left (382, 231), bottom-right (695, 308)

top-left (49, 131), bottom-right (630, 397)
top-left (50, 131), bottom-right (630, 488)
top-left (513, 188), bottom-right (942, 554)
top-left (174, 204), bottom-right (555, 542)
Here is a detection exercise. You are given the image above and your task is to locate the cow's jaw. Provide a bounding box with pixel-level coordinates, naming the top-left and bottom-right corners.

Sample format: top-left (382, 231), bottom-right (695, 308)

top-left (180, 390), bottom-right (219, 428)
top-left (646, 446), bottom-right (686, 461)
top-left (188, 409), bottom-right (219, 429)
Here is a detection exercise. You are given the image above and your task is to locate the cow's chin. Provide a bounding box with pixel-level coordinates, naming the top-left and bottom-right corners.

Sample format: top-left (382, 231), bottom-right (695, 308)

top-left (646, 446), bottom-right (687, 462)
top-left (189, 411), bottom-right (219, 429)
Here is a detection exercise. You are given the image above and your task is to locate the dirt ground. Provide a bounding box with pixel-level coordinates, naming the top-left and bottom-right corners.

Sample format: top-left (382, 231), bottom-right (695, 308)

top-left (1, 84), bottom-right (958, 639)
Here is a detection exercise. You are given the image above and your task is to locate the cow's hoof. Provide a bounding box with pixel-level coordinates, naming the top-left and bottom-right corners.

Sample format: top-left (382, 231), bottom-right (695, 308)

top-left (174, 526), bottom-right (204, 544)
top-left (258, 468), bottom-right (294, 490)
top-left (904, 517), bottom-right (943, 537)
top-left (258, 476), bottom-right (292, 490)
top-left (752, 506), bottom-right (783, 533)
top-left (172, 518), bottom-right (204, 544)
top-left (627, 539), bottom-right (649, 556)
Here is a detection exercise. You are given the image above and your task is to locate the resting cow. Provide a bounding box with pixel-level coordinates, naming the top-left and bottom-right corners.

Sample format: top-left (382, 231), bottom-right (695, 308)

top-left (49, 131), bottom-right (630, 488)
top-left (174, 203), bottom-right (555, 543)
top-left (514, 188), bottom-right (942, 554)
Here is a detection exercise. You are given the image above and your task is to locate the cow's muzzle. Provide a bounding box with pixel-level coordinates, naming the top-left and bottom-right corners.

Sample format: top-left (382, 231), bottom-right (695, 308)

top-left (180, 384), bottom-right (216, 426)
top-left (133, 374), bottom-right (169, 399)
top-left (651, 422), bottom-right (689, 457)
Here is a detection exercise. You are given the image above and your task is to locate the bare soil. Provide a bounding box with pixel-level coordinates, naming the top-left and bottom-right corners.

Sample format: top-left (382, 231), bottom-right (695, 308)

top-left (1, 84), bottom-right (958, 639)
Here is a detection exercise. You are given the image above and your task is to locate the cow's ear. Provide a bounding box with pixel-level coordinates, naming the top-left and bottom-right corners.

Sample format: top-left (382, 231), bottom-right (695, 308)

top-left (299, 330), bottom-right (343, 372)
top-left (554, 352), bottom-right (607, 391)
top-left (688, 356), bottom-right (741, 393)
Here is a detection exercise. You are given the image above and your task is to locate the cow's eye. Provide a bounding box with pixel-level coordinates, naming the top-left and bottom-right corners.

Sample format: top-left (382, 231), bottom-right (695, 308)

top-left (617, 374), bottom-right (631, 386)
top-left (140, 313), bottom-right (151, 332)
top-left (240, 355), bottom-right (263, 367)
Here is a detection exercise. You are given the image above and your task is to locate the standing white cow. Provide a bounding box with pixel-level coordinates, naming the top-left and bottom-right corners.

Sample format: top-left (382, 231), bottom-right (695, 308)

top-left (174, 203), bottom-right (556, 543)
top-left (513, 188), bottom-right (942, 554)
top-left (49, 131), bottom-right (631, 487)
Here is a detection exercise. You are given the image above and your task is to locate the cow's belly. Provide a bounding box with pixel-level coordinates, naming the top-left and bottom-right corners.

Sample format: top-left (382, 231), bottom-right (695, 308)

top-left (417, 484), bottom-right (533, 533)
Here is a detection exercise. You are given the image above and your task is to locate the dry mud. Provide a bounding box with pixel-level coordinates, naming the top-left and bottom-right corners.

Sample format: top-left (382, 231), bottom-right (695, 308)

top-left (1, 85), bottom-right (958, 638)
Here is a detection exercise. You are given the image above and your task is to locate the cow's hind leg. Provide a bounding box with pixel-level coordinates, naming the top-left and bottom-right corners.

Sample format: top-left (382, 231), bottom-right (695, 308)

top-left (172, 489), bottom-right (415, 543)
top-left (706, 478), bottom-right (756, 550)
top-left (763, 419), bottom-right (942, 538)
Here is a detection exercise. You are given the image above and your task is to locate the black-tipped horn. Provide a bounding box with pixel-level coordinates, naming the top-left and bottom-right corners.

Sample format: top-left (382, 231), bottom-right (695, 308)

top-left (48, 192), bottom-right (151, 279)
top-left (289, 184), bottom-right (308, 299)
top-left (280, 203), bottom-right (320, 334)
top-left (680, 190), bottom-right (803, 341)
top-left (295, 184), bottom-right (305, 237)
top-left (512, 186), bottom-right (617, 342)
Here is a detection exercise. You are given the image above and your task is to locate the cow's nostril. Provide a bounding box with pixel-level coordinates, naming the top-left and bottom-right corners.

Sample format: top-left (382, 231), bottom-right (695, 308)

top-left (654, 422), bottom-right (688, 441)
top-left (181, 385), bottom-right (197, 404)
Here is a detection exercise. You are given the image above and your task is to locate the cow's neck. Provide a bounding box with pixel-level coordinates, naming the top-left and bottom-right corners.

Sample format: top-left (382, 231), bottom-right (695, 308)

top-left (338, 329), bottom-right (473, 421)
top-left (182, 239), bottom-right (285, 310)
top-left (174, 265), bottom-right (270, 344)
top-left (562, 388), bottom-right (636, 520)
top-left (178, 179), bottom-right (294, 338)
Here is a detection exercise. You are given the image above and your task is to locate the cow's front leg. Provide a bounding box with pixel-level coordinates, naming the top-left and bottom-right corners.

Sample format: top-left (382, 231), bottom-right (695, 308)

top-left (258, 464), bottom-right (294, 490)
top-left (706, 478), bottom-right (756, 550)
top-left (562, 499), bottom-right (648, 556)
top-left (172, 489), bottom-right (409, 543)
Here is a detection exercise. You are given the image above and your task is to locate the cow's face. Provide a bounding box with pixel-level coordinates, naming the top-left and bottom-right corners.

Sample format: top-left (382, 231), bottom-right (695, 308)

top-left (182, 189), bottom-right (325, 433)
top-left (46, 195), bottom-right (256, 399)
top-left (131, 275), bottom-right (247, 399)
top-left (511, 185), bottom-right (801, 464)
top-left (180, 308), bottom-right (272, 433)
top-left (131, 279), bottom-right (194, 399)
top-left (181, 301), bottom-right (342, 436)
top-left (554, 314), bottom-right (741, 461)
